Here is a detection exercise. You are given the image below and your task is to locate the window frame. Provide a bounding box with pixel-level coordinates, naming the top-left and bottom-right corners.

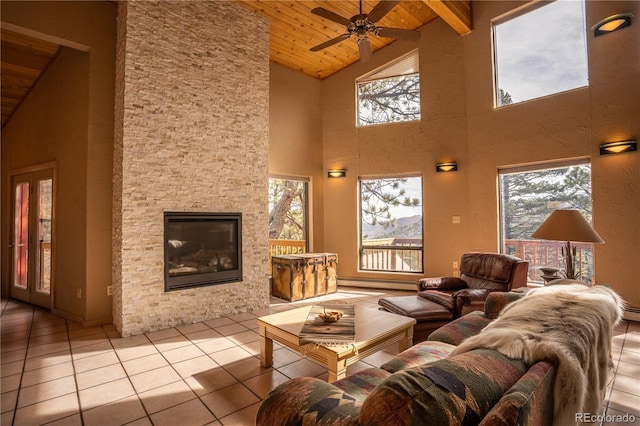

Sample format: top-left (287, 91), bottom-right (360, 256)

top-left (497, 158), bottom-right (595, 284)
top-left (356, 50), bottom-right (421, 127)
top-left (358, 174), bottom-right (424, 274)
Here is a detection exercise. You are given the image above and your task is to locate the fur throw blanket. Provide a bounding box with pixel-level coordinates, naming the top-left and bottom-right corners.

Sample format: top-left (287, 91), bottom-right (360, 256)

top-left (451, 284), bottom-right (624, 426)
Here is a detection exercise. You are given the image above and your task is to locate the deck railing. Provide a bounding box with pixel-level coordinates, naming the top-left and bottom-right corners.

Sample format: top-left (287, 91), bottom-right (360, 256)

top-left (268, 239), bottom-right (306, 273)
top-left (504, 239), bottom-right (594, 283)
top-left (360, 238), bottom-right (423, 273)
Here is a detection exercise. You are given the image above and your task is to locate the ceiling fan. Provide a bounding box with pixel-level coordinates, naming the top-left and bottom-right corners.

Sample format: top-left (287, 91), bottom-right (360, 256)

top-left (309, 0), bottom-right (421, 62)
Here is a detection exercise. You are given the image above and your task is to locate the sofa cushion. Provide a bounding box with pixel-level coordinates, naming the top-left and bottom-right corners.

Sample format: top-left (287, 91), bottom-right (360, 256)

top-left (427, 311), bottom-right (492, 346)
top-left (359, 349), bottom-right (528, 426)
top-left (378, 296), bottom-right (453, 320)
top-left (332, 368), bottom-right (392, 403)
top-left (380, 341), bottom-right (455, 373)
top-left (460, 252), bottom-right (519, 290)
top-left (417, 291), bottom-right (456, 313)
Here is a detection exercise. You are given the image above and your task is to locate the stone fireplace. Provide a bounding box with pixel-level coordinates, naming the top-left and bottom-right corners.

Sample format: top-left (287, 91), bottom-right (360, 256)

top-left (112, 1), bottom-right (270, 336)
top-left (165, 212), bottom-right (242, 291)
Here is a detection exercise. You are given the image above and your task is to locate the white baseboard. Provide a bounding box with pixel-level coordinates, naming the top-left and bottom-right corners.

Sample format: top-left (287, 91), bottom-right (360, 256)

top-left (624, 308), bottom-right (640, 323)
top-left (338, 278), bottom-right (415, 292)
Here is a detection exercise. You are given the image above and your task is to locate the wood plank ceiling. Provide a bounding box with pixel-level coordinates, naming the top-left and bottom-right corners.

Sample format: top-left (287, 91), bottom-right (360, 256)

top-left (1, 28), bottom-right (61, 127)
top-left (236, 0), bottom-right (471, 79)
top-left (0, 1), bottom-right (470, 128)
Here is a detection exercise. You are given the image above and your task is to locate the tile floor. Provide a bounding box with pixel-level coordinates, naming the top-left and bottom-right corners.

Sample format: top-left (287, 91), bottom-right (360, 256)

top-left (1, 288), bottom-right (639, 426)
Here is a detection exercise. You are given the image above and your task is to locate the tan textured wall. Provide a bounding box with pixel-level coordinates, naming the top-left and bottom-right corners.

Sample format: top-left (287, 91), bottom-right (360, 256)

top-left (269, 64), bottom-right (324, 250)
top-left (1, 1), bottom-right (116, 323)
top-left (321, 1), bottom-right (639, 308)
top-left (113, 1), bottom-right (270, 336)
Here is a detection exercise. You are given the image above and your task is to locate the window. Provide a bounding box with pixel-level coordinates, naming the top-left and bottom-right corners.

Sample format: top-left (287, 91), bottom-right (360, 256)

top-left (498, 161), bottom-right (594, 283)
top-left (359, 176), bottom-right (423, 272)
top-left (268, 177), bottom-right (309, 263)
top-left (357, 51), bottom-right (420, 126)
top-left (493, 0), bottom-right (588, 107)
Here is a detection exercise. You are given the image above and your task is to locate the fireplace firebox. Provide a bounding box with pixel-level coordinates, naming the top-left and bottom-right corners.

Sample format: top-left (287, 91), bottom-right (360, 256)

top-left (164, 212), bottom-right (242, 291)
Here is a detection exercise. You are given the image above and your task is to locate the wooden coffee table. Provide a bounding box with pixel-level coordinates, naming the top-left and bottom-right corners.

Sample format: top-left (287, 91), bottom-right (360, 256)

top-left (257, 304), bottom-right (416, 382)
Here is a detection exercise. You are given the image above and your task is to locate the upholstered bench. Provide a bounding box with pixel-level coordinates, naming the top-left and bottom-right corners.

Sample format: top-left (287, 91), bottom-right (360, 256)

top-left (378, 252), bottom-right (529, 342)
top-left (378, 296), bottom-right (453, 342)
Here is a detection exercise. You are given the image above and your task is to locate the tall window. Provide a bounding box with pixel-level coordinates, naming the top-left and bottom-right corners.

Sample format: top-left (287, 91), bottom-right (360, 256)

top-left (356, 51), bottom-right (420, 126)
top-left (359, 176), bottom-right (423, 272)
top-left (493, 0), bottom-right (588, 107)
top-left (498, 161), bottom-right (594, 283)
top-left (268, 177), bottom-right (309, 262)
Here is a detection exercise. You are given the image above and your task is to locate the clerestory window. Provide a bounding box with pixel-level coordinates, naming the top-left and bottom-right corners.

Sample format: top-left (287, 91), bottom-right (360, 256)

top-left (493, 0), bottom-right (588, 107)
top-left (356, 50), bottom-right (420, 126)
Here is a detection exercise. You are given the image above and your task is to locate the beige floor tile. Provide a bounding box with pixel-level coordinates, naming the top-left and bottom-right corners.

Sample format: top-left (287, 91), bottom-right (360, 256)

top-left (13, 392), bottom-right (79, 426)
top-left (277, 358), bottom-right (327, 379)
top-left (138, 379), bottom-right (196, 414)
top-left (1, 329), bottom-right (30, 343)
top-left (226, 312), bottom-right (257, 322)
top-left (1, 338), bottom-right (28, 353)
top-left (224, 356), bottom-right (270, 382)
top-left (200, 382), bottom-right (260, 418)
top-left (150, 398), bottom-right (216, 426)
top-left (226, 329), bottom-right (260, 345)
top-left (608, 389), bottom-right (640, 416)
top-left (240, 340), bottom-right (261, 356)
top-left (172, 354), bottom-right (219, 379)
top-left (2, 348), bottom-right (28, 364)
top-left (271, 347), bottom-right (302, 368)
top-left (76, 363), bottom-right (127, 390)
top-left (129, 365), bottom-right (182, 393)
top-left (242, 369), bottom-right (290, 399)
top-left (146, 328), bottom-right (181, 342)
top-left (195, 336), bottom-right (236, 354)
top-left (1, 359), bottom-right (24, 377)
top-left (72, 350), bottom-right (119, 373)
top-left (23, 350), bottom-right (72, 371)
top-left (78, 377), bottom-right (136, 411)
top-left (68, 327), bottom-right (106, 339)
top-left (187, 367), bottom-right (238, 396)
top-left (177, 322), bottom-right (210, 335)
top-left (623, 339), bottom-right (640, 354)
top-left (109, 333), bottom-right (151, 350)
top-left (616, 360), bottom-right (640, 379)
top-left (202, 317), bottom-right (236, 328)
top-left (122, 352), bottom-right (169, 376)
top-left (28, 332), bottom-right (68, 347)
top-left (20, 361), bottom-right (75, 387)
top-left (161, 343), bottom-right (206, 364)
top-left (184, 328), bottom-right (223, 344)
top-left (619, 350), bottom-right (640, 366)
top-left (612, 374), bottom-right (640, 397)
top-left (70, 334), bottom-right (112, 350)
top-left (208, 346), bottom-right (253, 366)
top-left (45, 412), bottom-right (82, 426)
top-left (219, 401), bottom-right (261, 426)
top-left (82, 395), bottom-right (147, 426)
top-left (1, 390), bottom-right (18, 414)
top-left (153, 335), bottom-right (193, 352)
top-left (17, 375), bottom-right (77, 408)
top-left (603, 407), bottom-right (639, 426)
top-left (215, 323), bottom-right (249, 337)
top-left (26, 341), bottom-right (70, 359)
top-left (115, 342), bottom-right (159, 362)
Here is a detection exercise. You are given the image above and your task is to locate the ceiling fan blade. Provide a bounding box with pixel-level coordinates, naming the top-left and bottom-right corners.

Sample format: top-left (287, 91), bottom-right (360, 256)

top-left (310, 34), bottom-right (351, 52)
top-left (377, 27), bottom-right (421, 42)
top-left (311, 7), bottom-right (351, 27)
top-left (358, 37), bottom-right (372, 62)
top-left (367, 0), bottom-right (400, 23)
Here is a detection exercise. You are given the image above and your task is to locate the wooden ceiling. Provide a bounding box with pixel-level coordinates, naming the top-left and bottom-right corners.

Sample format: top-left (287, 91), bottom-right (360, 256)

top-left (0, 1), bottom-right (470, 128)
top-left (1, 28), bottom-right (61, 127)
top-left (236, 0), bottom-right (471, 79)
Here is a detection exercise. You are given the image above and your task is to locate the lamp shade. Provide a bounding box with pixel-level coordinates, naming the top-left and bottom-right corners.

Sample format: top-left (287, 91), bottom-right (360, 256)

top-left (531, 210), bottom-right (604, 243)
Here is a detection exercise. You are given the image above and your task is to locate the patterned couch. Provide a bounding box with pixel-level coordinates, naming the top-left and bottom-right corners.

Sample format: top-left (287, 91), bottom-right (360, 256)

top-left (256, 291), bottom-right (556, 426)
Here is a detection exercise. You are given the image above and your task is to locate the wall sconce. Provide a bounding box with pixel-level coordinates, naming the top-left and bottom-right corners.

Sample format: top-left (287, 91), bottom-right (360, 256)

top-left (328, 169), bottom-right (346, 178)
top-left (435, 162), bottom-right (457, 172)
top-left (592, 13), bottom-right (633, 37)
top-left (599, 140), bottom-right (637, 155)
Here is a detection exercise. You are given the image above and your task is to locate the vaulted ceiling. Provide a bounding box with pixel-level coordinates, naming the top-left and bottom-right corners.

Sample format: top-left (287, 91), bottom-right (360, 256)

top-left (0, 1), bottom-right (470, 128)
top-left (236, 0), bottom-right (471, 79)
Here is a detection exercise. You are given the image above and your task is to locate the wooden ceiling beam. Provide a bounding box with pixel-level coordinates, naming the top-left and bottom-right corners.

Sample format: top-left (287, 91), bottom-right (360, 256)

top-left (420, 0), bottom-right (471, 35)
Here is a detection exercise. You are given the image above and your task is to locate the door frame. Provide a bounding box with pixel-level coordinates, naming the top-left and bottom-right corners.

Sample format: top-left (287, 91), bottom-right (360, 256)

top-left (7, 162), bottom-right (57, 310)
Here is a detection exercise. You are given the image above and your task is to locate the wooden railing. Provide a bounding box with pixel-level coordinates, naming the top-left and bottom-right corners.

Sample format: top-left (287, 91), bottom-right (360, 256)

top-left (268, 239), bottom-right (306, 273)
top-left (360, 238), bottom-right (423, 273)
top-left (504, 239), bottom-right (594, 283)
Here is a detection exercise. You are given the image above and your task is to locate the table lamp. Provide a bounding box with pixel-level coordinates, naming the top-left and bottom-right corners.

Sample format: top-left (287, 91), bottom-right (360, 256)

top-left (531, 209), bottom-right (604, 280)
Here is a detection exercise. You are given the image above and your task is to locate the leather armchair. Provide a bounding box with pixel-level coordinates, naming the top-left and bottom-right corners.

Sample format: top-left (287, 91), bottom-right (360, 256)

top-left (417, 252), bottom-right (529, 317)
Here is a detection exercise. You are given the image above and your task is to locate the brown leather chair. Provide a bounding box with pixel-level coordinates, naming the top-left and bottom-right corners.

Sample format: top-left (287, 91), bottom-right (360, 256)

top-left (379, 252), bottom-right (529, 342)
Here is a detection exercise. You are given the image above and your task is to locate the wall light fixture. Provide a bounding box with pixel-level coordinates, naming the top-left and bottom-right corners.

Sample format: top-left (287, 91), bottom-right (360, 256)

top-left (435, 162), bottom-right (458, 172)
top-left (592, 13), bottom-right (633, 37)
top-left (599, 140), bottom-right (637, 155)
top-left (328, 169), bottom-right (346, 178)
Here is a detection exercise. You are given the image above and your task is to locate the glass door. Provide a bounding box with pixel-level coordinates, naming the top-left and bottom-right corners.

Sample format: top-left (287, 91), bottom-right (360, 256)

top-left (10, 169), bottom-right (54, 309)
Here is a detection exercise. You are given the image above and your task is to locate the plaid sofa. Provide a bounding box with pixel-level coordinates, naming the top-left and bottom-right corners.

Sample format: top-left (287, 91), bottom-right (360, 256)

top-left (256, 291), bottom-right (556, 426)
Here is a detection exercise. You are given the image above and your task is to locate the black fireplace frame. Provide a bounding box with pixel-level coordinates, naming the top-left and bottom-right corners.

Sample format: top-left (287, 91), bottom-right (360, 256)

top-left (164, 212), bottom-right (242, 291)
